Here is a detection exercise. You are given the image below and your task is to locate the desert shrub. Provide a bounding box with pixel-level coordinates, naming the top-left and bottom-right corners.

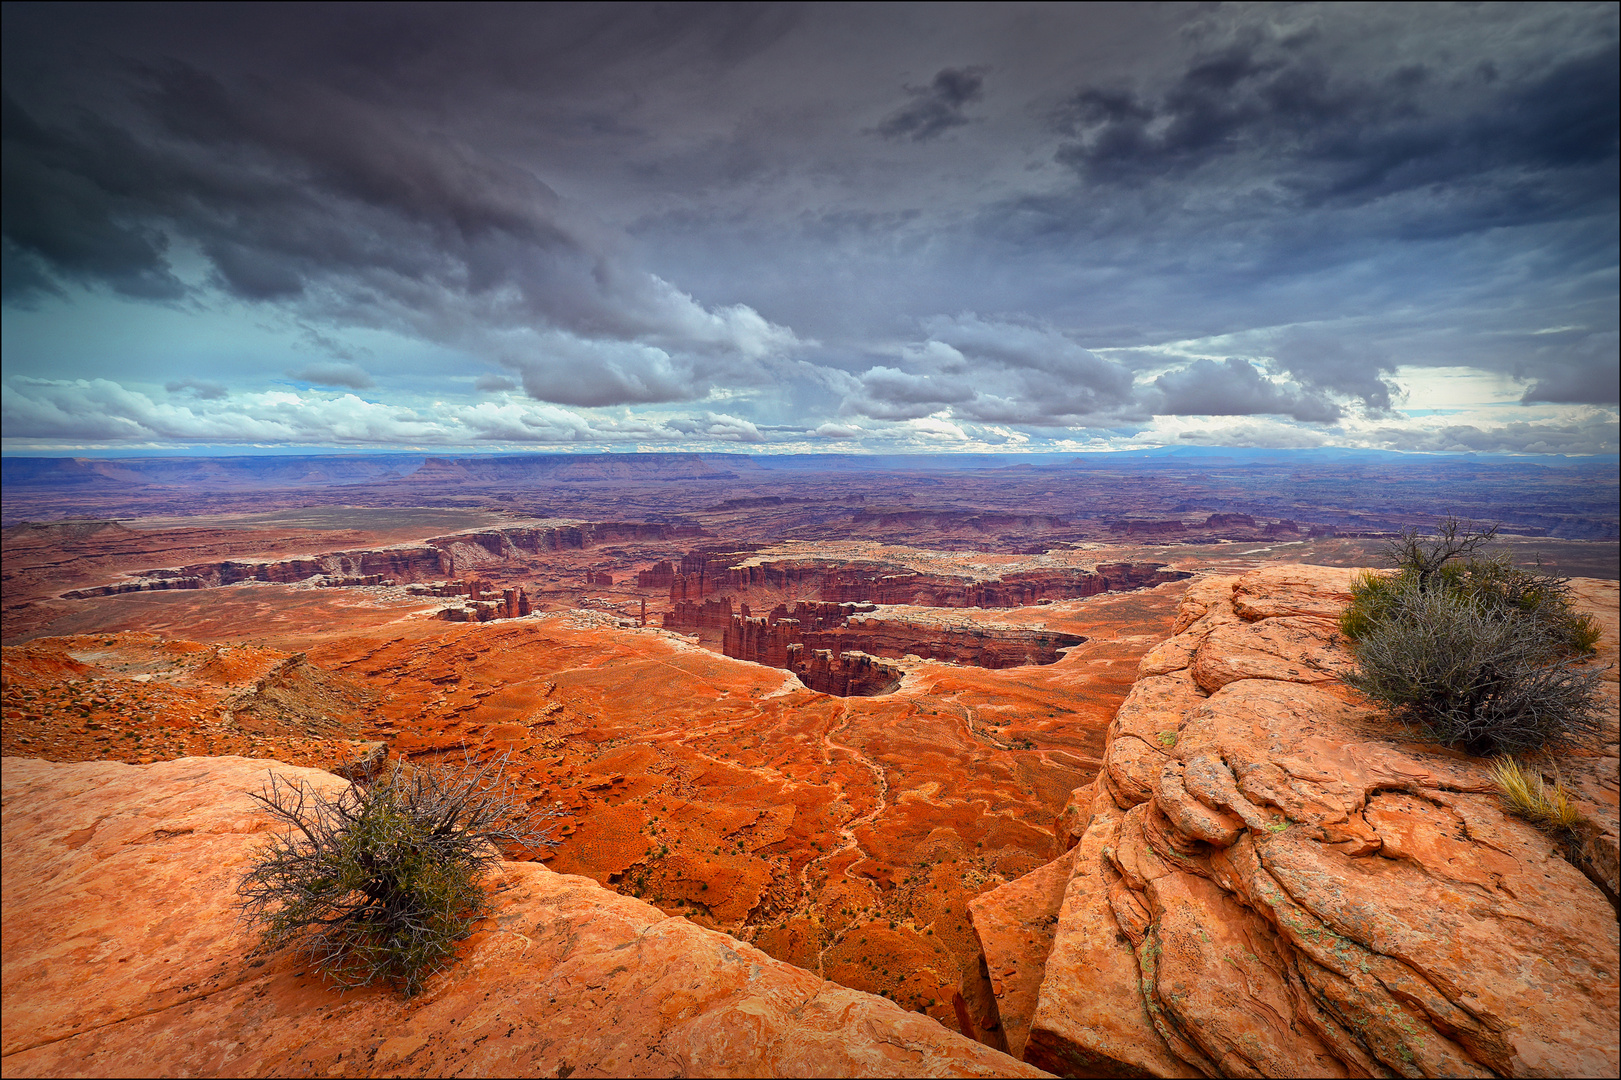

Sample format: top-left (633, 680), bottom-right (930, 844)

top-left (1339, 569), bottom-right (1408, 641)
top-left (1342, 555), bottom-right (1600, 657)
top-left (238, 750), bottom-right (557, 996)
top-left (1342, 520), bottom-right (1604, 756)
top-left (1437, 554), bottom-right (1602, 656)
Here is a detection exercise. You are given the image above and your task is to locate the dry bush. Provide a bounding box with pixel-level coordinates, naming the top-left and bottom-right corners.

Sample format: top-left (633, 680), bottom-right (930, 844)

top-left (1345, 575), bottom-right (1603, 755)
top-left (1342, 518), bottom-right (1604, 757)
top-left (238, 750), bottom-right (558, 996)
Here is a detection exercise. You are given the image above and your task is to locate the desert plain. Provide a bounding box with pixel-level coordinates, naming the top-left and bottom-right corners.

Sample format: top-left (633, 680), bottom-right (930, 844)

top-left (3, 450), bottom-right (1618, 1072)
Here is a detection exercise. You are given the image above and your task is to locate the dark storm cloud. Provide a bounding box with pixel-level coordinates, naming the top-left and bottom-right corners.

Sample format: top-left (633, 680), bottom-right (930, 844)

top-left (872, 67), bottom-right (987, 142)
top-left (1, 3), bottom-right (1615, 453)
top-left (989, 8), bottom-right (1618, 412)
top-left (1, 93), bottom-right (185, 302)
top-left (1, 9), bottom-right (801, 407)
top-left (165, 378), bottom-right (228, 400)
top-left (1266, 330), bottom-right (1397, 413)
top-left (1153, 358), bottom-right (1341, 423)
top-left (1049, 25), bottom-right (1618, 217)
top-left (839, 316), bottom-right (1144, 425)
top-left (289, 362), bottom-right (374, 390)
top-left (1518, 330), bottom-right (1621, 404)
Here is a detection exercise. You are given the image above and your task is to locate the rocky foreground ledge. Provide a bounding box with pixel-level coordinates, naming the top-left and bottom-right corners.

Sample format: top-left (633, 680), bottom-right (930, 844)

top-left (973, 565), bottom-right (1620, 1078)
top-left (1, 756), bottom-right (1043, 1078)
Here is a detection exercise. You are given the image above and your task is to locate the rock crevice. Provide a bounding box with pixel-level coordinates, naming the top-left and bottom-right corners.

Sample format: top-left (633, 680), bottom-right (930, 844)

top-left (971, 565), bottom-right (1620, 1078)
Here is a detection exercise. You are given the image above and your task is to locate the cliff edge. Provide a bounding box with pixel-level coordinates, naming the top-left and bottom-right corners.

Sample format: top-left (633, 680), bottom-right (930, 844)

top-left (973, 565), bottom-right (1619, 1078)
top-left (1, 756), bottom-right (1045, 1078)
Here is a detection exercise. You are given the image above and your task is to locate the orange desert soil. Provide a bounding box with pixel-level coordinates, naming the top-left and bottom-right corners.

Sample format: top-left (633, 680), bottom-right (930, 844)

top-left (0, 561), bottom-right (1186, 1039)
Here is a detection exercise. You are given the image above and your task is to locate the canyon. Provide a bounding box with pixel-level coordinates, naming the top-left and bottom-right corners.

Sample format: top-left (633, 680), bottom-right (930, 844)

top-left (2, 452), bottom-right (1617, 1076)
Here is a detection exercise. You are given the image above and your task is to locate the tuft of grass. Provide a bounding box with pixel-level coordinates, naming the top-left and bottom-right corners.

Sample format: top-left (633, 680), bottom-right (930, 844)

top-left (1490, 757), bottom-right (1582, 832)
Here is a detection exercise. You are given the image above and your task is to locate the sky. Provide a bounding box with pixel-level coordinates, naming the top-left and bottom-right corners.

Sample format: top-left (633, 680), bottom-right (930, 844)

top-left (2, 1), bottom-right (1617, 457)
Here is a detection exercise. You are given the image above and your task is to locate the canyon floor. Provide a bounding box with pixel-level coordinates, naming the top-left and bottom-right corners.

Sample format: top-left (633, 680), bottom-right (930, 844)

top-left (3, 455), bottom-right (1617, 1058)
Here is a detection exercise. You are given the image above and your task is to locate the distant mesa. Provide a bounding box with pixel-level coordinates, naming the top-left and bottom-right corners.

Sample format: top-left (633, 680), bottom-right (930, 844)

top-left (56, 522), bottom-right (706, 600)
top-left (849, 508), bottom-right (1072, 532)
top-left (0, 452), bottom-right (761, 495)
top-left (662, 549), bottom-right (1187, 608)
top-left (1107, 513), bottom-right (1306, 539)
top-left (1, 519), bottom-right (142, 542)
top-left (402, 453), bottom-right (755, 484)
top-left (0, 454), bottom-right (423, 492)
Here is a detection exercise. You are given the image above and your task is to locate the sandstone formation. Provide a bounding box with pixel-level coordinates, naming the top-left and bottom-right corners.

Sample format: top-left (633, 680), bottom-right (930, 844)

top-left (61, 544), bottom-right (454, 597)
top-left (659, 597), bottom-right (1088, 694)
top-left (2, 580), bottom-right (1192, 1040)
top-left (432, 579), bottom-right (532, 622)
top-left (735, 611), bottom-right (1084, 672)
top-left (1, 755), bottom-right (1045, 1078)
top-left (781, 646), bottom-right (903, 697)
top-left (57, 522), bottom-right (708, 600)
top-left (666, 550), bottom-right (1188, 608)
top-left (971, 565), bottom-right (1620, 1078)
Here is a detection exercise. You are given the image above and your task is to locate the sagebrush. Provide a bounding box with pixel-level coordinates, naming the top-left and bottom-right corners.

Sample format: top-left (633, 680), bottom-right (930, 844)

top-left (238, 750), bottom-right (558, 996)
top-left (1341, 519), bottom-right (1604, 756)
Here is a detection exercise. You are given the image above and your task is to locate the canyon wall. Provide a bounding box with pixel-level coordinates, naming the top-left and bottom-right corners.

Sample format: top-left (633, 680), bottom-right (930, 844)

top-left (59, 522), bottom-right (707, 599)
top-left (668, 553), bottom-right (1188, 607)
top-left (1, 756), bottom-right (1039, 1078)
top-left (433, 582), bottom-right (531, 622)
top-left (720, 609), bottom-right (1086, 672)
top-left (661, 598), bottom-right (1085, 692)
top-left (969, 566), bottom-right (1620, 1077)
top-left (783, 646), bottom-right (903, 697)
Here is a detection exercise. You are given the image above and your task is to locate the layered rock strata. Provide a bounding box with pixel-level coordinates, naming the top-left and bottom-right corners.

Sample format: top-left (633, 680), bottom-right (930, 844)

top-left (972, 565), bottom-right (1619, 1078)
top-left (722, 608), bottom-right (1086, 672)
top-left (666, 552), bottom-right (1188, 607)
top-left (1107, 515), bottom-right (1302, 540)
top-left (431, 577), bottom-right (531, 619)
top-left (59, 522), bottom-right (707, 599)
top-left (785, 646), bottom-right (903, 697)
top-left (1, 756), bottom-right (1044, 1079)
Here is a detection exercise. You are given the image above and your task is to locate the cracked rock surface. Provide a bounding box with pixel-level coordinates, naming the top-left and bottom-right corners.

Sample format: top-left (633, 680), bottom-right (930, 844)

top-left (973, 565), bottom-right (1619, 1078)
top-left (1, 755), bottom-right (1046, 1078)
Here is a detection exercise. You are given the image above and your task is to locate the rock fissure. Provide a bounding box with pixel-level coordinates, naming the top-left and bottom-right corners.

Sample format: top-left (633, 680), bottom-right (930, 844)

top-left (981, 566), bottom-right (1617, 1078)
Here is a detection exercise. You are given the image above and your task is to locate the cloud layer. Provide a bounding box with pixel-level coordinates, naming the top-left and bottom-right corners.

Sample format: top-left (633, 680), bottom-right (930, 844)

top-left (2, 3), bottom-right (1615, 456)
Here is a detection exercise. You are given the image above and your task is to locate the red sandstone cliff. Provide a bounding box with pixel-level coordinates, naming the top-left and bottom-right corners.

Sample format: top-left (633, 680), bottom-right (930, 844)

top-left (58, 522), bottom-right (708, 599)
top-left (969, 566), bottom-right (1620, 1076)
top-left (0, 756), bottom-right (1042, 1078)
top-left (666, 552), bottom-right (1188, 607)
top-left (718, 606), bottom-right (1086, 673)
